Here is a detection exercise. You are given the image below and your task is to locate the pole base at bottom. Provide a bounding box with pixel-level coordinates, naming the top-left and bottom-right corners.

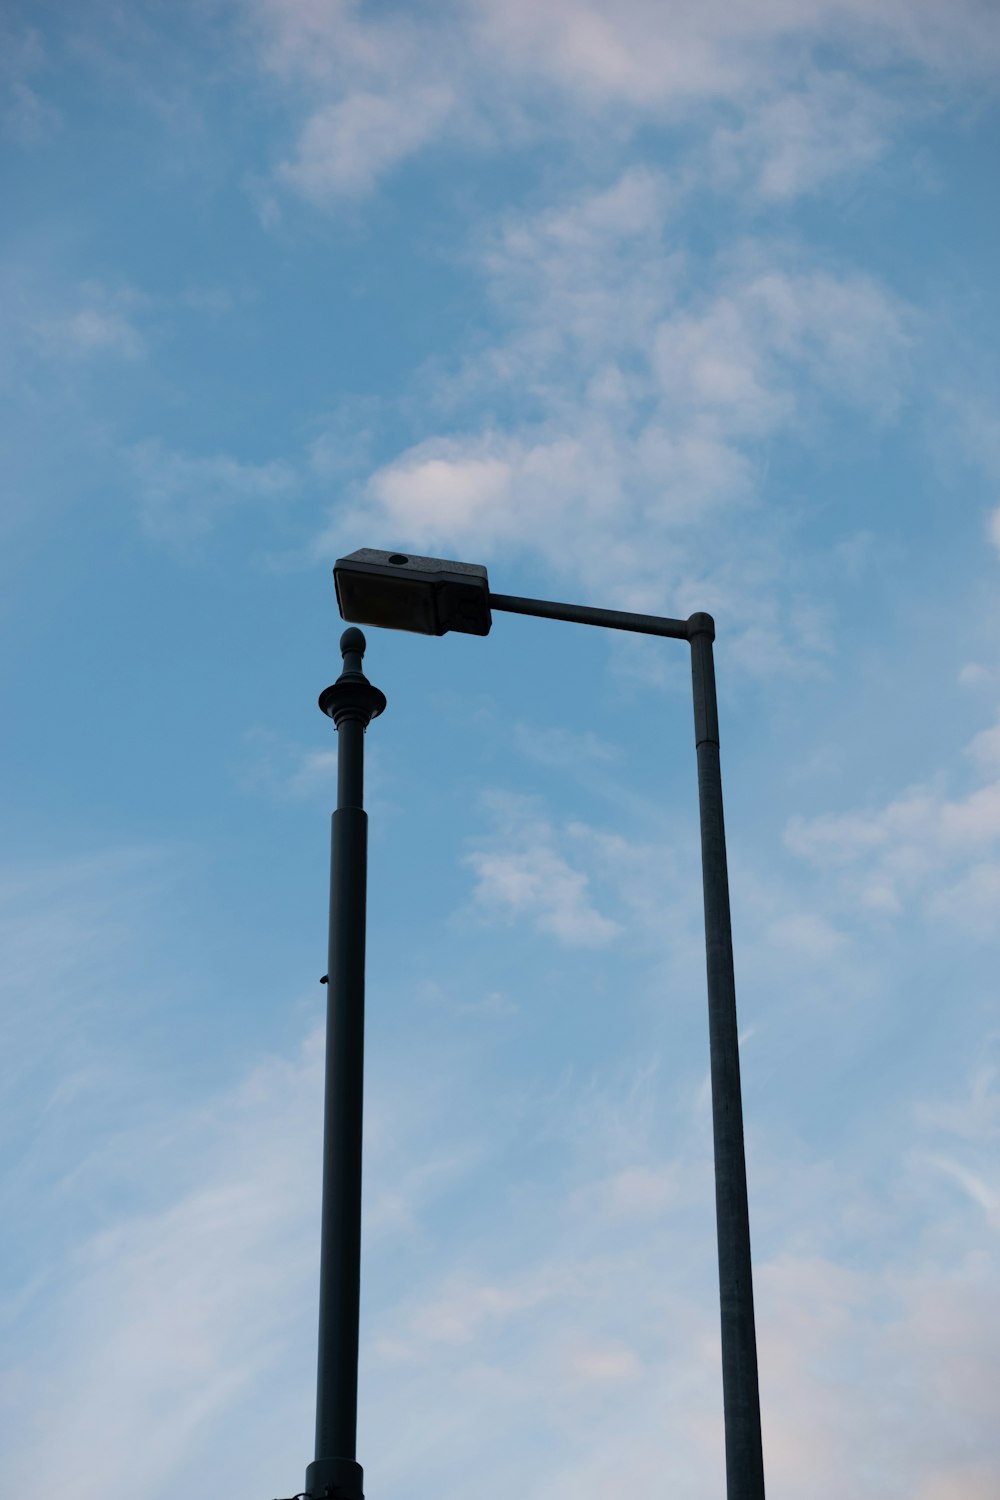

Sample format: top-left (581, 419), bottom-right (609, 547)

top-left (304, 1457), bottom-right (364, 1500)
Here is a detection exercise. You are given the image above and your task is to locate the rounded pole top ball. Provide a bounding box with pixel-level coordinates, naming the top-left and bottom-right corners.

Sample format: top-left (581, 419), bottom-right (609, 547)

top-left (340, 626), bottom-right (367, 658)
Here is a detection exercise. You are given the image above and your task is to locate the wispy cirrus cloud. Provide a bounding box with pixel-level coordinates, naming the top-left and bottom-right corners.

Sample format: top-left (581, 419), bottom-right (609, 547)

top-left (357, 1030), bottom-right (1000, 1500)
top-left (463, 791), bottom-right (622, 947)
top-left (3, 1042), bottom-right (322, 1500)
top-left (277, 85), bottom-right (456, 200)
top-left (319, 170), bottom-right (910, 644)
top-left (0, 846), bottom-right (473, 1499)
top-left (34, 305), bottom-right (146, 361)
top-left (236, 727), bottom-right (392, 816)
top-left (785, 712), bottom-right (1000, 931)
top-left (9, 274), bottom-right (244, 381)
top-left (4, 841), bottom-right (1000, 1498)
top-left (237, 727), bottom-right (339, 801)
top-left (466, 0), bottom-right (1000, 107)
top-left (127, 439), bottom-right (297, 544)
top-left (0, 20), bottom-right (60, 144)
top-left (511, 723), bottom-right (621, 770)
top-left (248, 0), bottom-right (1000, 206)
top-left (24, 283), bottom-right (150, 363)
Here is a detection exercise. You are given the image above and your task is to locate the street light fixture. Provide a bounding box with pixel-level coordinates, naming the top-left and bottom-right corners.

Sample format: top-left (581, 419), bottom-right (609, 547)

top-left (335, 547), bottom-right (491, 637)
top-left (304, 547), bottom-right (766, 1500)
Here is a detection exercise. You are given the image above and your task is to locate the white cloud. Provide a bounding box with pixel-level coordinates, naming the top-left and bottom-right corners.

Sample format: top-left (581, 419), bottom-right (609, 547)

top-left (359, 1041), bottom-right (1000, 1499)
top-left (237, 729), bottom-right (393, 819)
top-left (323, 175), bottom-right (909, 634)
top-left (408, 1268), bottom-right (562, 1346)
top-left (277, 85), bottom-right (455, 200)
top-left (464, 792), bottom-right (622, 947)
top-left (459, 791), bottom-right (704, 967)
top-left (249, 0), bottom-right (1000, 202)
top-left (17, 278), bottom-right (247, 377)
top-left (32, 286), bottom-right (147, 362)
top-left (468, 0), bottom-right (1000, 108)
top-left (918, 1041), bottom-right (1000, 1142)
top-left (5, 847), bottom-right (1000, 1497)
top-left (959, 663), bottom-right (993, 689)
top-left (284, 747), bottom-right (339, 797)
top-left (478, 165), bottom-right (675, 335)
top-left (965, 721), bottom-right (1000, 770)
top-left (915, 1469), bottom-right (1000, 1500)
top-left (254, 0), bottom-right (462, 202)
top-left (251, 0), bottom-right (413, 83)
top-left (0, 850), bottom-right (164, 1151)
top-left (128, 440), bottom-right (297, 543)
top-left (512, 723), bottom-right (621, 769)
top-left (238, 728), bottom-right (339, 800)
top-left (928, 860), bottom-right (1000, 937)
top-left (0, 850), bottom-right (318, 1497)
top-left (569, 1339), bottom-right (642, 1383)
top-left (765, 910), bottom-right (845, 962)
top-left (928, 1154), bottom-right (1000, 1229)
top-left (466, 831), bottom-right (621, 948)
top-left (786, 713), bottom-right (1000, 930)
top-left (0, 22), bottom-right (59, 143)
top-left (368, 438), bottom-right (520, 543)
top-left (470, 0), bottom-right (745, 108)
top-left (989, 507), bottom-right (1000, 553)
top-left (570, 1162), bottom-right (677, 1221)
top-left (44, 306), bottom-right (144, 359)
top-left (706, 71), bottom-right (892, 201)
top-left (1, 1035), bottom-right (326, 1500)
top-left (0, 848), bottom-right (486, 1499)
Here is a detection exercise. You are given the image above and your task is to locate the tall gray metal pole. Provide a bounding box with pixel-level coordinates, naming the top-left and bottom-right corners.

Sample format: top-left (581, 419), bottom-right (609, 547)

top-left (305, 628), bottom-right (385, 1500)
top-left (688, 612), bottom-right (765, 1500)
top-left (490, 589), bottom-right (766, 1496)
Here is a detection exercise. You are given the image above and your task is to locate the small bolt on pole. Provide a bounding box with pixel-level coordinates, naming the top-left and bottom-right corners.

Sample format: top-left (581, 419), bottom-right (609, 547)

top-left (305, 628), bottom-right (386, 1500)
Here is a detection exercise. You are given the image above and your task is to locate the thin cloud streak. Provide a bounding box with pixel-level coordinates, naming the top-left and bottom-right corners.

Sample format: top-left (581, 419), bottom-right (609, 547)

top-left (3, 838), bottom-right (1000, 1497)
top-left (250, 0), bottom-right (1000, 204)
top-left (322, 178), bottom-right (910, 641)
top-left (786, 713), bottom-right (1000, 927)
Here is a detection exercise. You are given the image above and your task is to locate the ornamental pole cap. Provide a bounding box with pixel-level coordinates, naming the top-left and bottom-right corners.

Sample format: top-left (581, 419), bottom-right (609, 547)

top-left (340, 626), bottom-right (367, 656)
top-left (318, 625), bottom-right (386, 723)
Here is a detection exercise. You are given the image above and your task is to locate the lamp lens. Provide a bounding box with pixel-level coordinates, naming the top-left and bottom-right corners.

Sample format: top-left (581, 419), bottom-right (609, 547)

top-left (336, 570), bottom-right (437, 634)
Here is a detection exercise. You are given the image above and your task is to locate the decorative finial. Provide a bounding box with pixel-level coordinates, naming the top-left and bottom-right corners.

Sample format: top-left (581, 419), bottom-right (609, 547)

top-left (319, 628), bottom-right (386, 723)
top-left (340, 626), bottom-right (367, 659)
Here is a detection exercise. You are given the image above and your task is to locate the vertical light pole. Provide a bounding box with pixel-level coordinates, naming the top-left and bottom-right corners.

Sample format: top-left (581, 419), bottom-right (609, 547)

top-left (689, 613), bottom-right (765, 1500)
top-left (304, 627), bottom-right (385, 1500)
top-left (327, 549), bottom-right (766, 1499)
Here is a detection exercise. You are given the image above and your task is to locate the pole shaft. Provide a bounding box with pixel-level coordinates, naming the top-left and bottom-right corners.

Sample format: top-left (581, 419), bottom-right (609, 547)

top-left (308, 628), bottom-right (383, 1500)
top-left (315, 750), bottom-right (366, 1460)
top-left (689, 619), bottom-right (765, 1500)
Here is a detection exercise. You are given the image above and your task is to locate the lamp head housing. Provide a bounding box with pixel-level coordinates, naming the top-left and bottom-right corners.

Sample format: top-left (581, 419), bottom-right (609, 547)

top-left (334, 548), bottom-right (492, 637)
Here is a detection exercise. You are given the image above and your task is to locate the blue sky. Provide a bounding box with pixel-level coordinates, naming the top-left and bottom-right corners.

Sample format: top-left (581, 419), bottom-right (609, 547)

top-left (2, 3), bottom-right (1000, 1497)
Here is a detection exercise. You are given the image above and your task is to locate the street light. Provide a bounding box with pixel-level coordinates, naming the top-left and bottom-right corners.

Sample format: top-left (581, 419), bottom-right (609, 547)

top-left (306, 547), bottom-right (766, 1500)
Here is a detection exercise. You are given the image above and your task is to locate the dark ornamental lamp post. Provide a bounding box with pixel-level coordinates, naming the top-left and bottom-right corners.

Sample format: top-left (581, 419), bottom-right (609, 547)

top-left (327, 547), bottom-right (766, 1500)
top-left (303, 627), bottom-right (385, 1500)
